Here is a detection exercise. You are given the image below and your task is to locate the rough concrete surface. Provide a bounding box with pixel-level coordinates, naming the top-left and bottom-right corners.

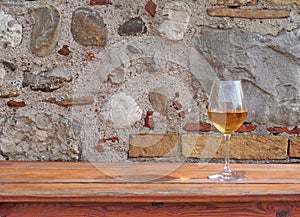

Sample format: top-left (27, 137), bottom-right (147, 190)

top-left (0, 0), bottom-right (299, 162)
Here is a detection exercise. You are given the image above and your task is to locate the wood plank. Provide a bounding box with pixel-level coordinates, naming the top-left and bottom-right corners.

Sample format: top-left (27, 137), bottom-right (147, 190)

top-left (0, 162), bottom-right (300, 203)
top-left (0, 202), bottom-right (299, 217)
top-left (1, 162), bottom-right (300, 183)
top-left (2, 161), bottom-right (300, 171)
top-left (0, 182), bottom-right (300, 203)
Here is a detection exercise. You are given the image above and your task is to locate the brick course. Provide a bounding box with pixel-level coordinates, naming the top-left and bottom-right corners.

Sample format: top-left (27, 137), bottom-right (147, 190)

top-left (289, 137), bottom-right (300, 158)
top-left (129, 134), bottom-right (178, 158)
top-left (129, 134), bottom-right (289, 160)
top-left (182, 134), bottom-right (288, 160)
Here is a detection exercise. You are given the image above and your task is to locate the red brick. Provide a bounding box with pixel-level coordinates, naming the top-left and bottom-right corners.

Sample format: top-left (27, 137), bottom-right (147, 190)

top-left (86, 52), bottom-right (96, 61)
top-left (178, 111), bottom-right (185, 119)
top-left (183, 123), bottom-right (216, 132)
top-left (216, 0), bottom-right (258, 6)
top-left (144, 111), bottom-right (155, 129)
top-left (263, 0), bottom-right (300, 5)
top-left (207, 8), bottom-right (290, 19)
top-left (172, 100), bottom-right (182, 110)
top-left (90, 0), bottom-right (112, 5)
top-left (58, 45), bottom-right (71, 56)
top-left (145, 0), bottom-right (157, 17)
top-left (99, 137), bottom-right (119, 143)
top-left (96, 144), bottom-right (104, 153)
top-left (183, 123), bottom-right (256, 133)
top-left (7, 100), bottom-right (26, 108)
top-left (237, 123), bottom-right (257, 133)
top-left (267, 127), bottom-right (300, 135)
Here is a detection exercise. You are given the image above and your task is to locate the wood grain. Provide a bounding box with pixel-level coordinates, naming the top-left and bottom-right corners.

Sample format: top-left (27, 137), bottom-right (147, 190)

top-left (1, 162), bottom-right (300, 183)
top-left (0, 202), bottom-right (298, 217)
top-left (0, 162), bottom-right (300, 216)
top-left (1, 182), bottom-right (300, 203)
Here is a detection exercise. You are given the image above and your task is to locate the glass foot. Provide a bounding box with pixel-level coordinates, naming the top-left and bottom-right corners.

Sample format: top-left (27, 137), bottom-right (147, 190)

top-left (208, 171), bottom-right (246, 181)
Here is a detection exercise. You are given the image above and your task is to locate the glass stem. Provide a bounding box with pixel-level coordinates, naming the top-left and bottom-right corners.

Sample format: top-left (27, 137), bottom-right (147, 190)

top-left (223, 134), bottom-right (232, 176)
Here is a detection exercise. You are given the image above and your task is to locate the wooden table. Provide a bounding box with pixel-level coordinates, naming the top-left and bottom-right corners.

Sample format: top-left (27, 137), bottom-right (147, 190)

top-left (0, 162), bottom-right (299, 216)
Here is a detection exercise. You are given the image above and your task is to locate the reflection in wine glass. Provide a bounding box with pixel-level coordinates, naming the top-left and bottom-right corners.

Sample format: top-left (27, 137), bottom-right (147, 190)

top-left (207, 80), bottom-right (247, 181)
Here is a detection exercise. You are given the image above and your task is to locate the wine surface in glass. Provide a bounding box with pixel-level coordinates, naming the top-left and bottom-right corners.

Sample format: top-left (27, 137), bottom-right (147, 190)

top-left (208, 110), bottom-right (247, 135)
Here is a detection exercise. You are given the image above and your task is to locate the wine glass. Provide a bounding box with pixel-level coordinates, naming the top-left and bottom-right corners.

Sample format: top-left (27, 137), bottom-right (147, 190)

top-left (207, 79), bottom-right (247, 181)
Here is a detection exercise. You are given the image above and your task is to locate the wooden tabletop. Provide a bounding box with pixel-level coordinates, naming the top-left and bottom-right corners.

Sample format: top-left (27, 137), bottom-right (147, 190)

top-left (0, 162), bottom-right (300, 203)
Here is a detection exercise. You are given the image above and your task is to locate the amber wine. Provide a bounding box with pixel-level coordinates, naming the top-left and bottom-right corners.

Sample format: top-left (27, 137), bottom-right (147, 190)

top-left (208, 110), bottom-right (247, 135)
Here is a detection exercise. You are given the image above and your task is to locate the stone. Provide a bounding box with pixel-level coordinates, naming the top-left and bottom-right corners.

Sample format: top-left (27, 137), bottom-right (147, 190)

top-left (162, 2), bottom-right (191, 23)
top-left (127, 45), bottom-right (143, 54)
top-left (190, 27), bottom-right (300, 126)
top-left (0, 67), bottom-right (21, 99)
top-left (182, 134), bottom-right (288, 160)
top-left (149, 91), bottom-right (168, 115)
top-left (0, 10), bottom-right (22, 48)
top-left (129, 134), bottom-right (178, 157)
top-left (97, 47), bottom-right (130, 83)
top-left (188, 46), bottom-right (216, 93)
top-left (30, 6), bottom-right (61, 56)
top-left (118, 17), bottom-right (147, 36)
top-left (100, 92), bottom-right (142, 129)
top-left (159, 2), bottom-right (191, 40)
top-left (2, 61), bottom-right (17, 71)
top-left (264, 28), bottom-right (300, 59)
top-left (0, 109), bottom-right (80, 161)
top-left (71, 7), bottom-right (107, 47)
top-left (153, 50), bottom-right (166, 70)
top-left (108, 68), bottom-right (126, 84)
top-left (44, 96), bottom-right (94, 107)
top-left (22, 68), bottom-right (72, 92)
top-left (0, 67), bottom-right (5, 86)
top-left (207, 8), bottom-right (290, 19)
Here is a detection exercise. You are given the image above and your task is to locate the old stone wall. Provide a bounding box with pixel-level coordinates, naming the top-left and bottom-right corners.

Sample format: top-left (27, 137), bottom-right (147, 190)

top-left (0, 0), bottom-right (299, 163)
